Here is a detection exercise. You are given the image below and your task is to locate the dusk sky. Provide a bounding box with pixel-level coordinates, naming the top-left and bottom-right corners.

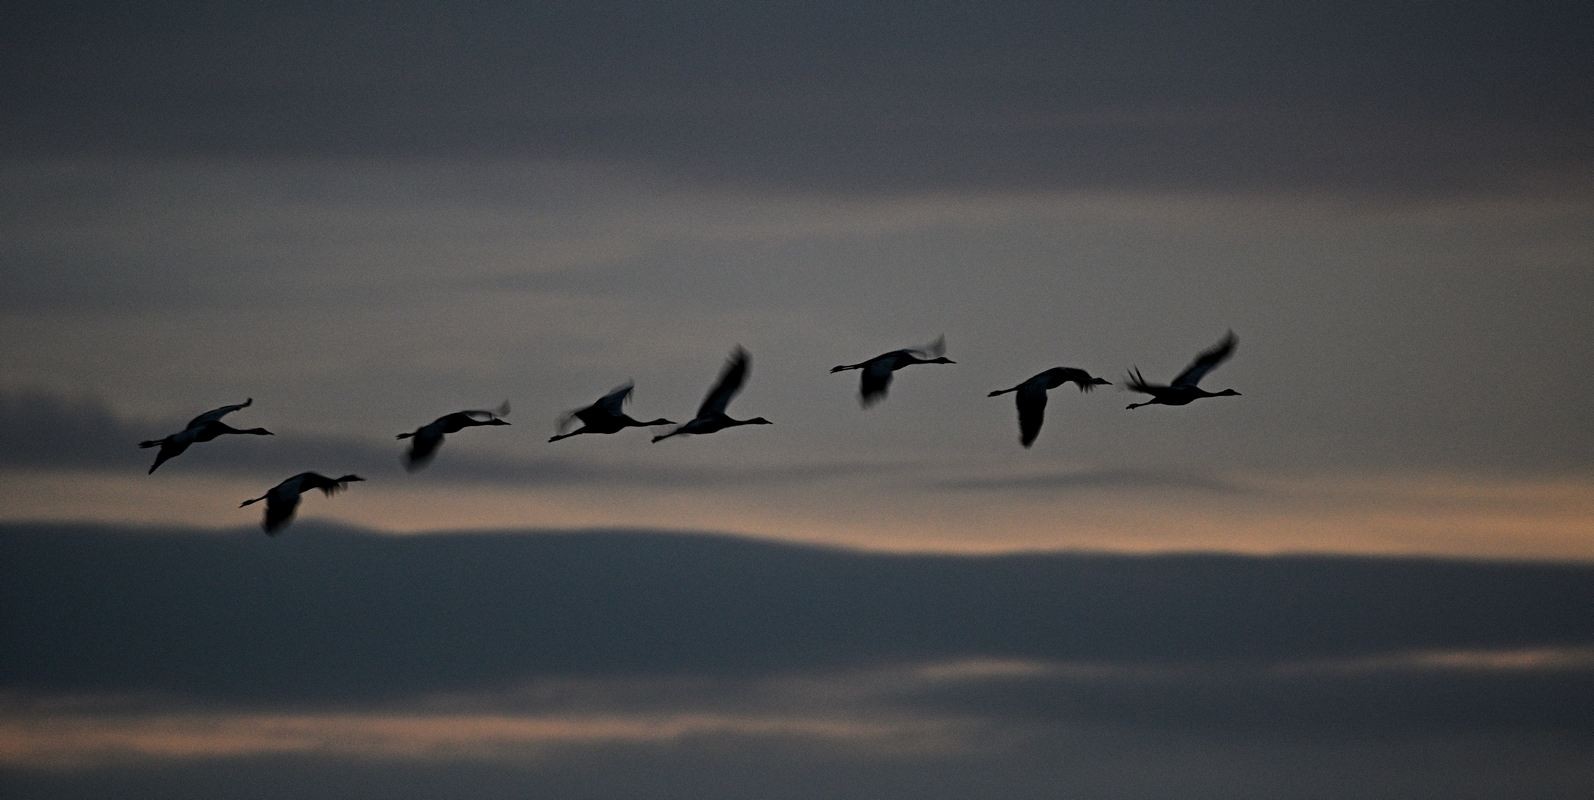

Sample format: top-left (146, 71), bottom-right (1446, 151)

top-left (3, 2), bottom-right (1592, 797)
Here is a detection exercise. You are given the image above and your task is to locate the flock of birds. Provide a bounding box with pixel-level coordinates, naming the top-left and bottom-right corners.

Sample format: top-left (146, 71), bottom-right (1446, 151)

top-left (139, 332), bottom-right (1242, 533)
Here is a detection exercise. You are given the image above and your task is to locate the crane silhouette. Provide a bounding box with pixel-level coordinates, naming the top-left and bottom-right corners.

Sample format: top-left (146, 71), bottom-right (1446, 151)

top-left (139, 398), bottom-right (272, 474)
top-left (397, 403), bottom-right (510, 470)
top-left (989, 367), bottom-right (1111, 447)
top-left (652, 347), bottom-right (772, 442)
top-left (239, 471), bottom-right (363, 534)
top-left (831, 335), bottom-right (955, 407)
top-left (550, 382), bottom-right (674, 442)
top-left (1125, 332), bottom-right (1242, 410)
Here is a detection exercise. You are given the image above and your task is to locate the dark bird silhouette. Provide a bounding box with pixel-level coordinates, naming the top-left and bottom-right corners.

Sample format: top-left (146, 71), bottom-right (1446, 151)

top-left (396, 402), bottom-right (510, 470)
top-left (550, 382), bottom-right (674, 442)
top-left (138, 398), bottom-right (272, 474)
top-left (239, 471), bottom-right (364, 534)
top-left (652, 347), bottom-right (772, 442)
top-left (831, 335), bottom-right (956, 407)
top-left (989, 367), bottom-right (1112, 447)
top-left (1125, 331), bottom-right (1242, 410)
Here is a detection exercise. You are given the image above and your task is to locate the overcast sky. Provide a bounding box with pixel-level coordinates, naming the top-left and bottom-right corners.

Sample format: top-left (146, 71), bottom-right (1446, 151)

top-left (3, 2), bottom-right (1592, 797)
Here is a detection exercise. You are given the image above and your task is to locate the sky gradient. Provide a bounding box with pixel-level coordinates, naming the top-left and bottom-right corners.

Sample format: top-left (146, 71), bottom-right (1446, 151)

top-left (4, 2), bottom-right (1592, 797)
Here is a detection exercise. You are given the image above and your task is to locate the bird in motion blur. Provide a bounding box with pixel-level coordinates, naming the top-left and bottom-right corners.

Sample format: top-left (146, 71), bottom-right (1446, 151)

top-left (549, 382), bottom-right (674, 442)
top-left (139, 398), bottom-right (272, 474)
top-left (1125, 331), bottom-right (1242, 410)
top-left (397, 402), bottom-right (510, 470)
top-left (652, 347), bottom-right (772, 442)
top-left (989, 367), bottom-right (1112, 447)
top-left (239, 471), bottom-right (363, 534)
top-left (831, 335), bottom-right (956, 407)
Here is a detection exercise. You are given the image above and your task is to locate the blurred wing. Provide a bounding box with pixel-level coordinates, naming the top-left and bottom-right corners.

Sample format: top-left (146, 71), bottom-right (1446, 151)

top-left (1016, 384), bottom-right (1049, 448)
top-left (262, 488), bottom-right (300, 534)
top-left (907, 334), bottom-right (946, 359)
top-left (405, 428), bottom-right (444, 469)
top-left (1125, 367), bottom-right (1158, 395)
top-left (859, 359), bottom-right (894, 406)
top-left (698, 348), bottom-right (750, 417)
top-left (186, 398), bottom-right (251, 429)
top-left (1172, 331), bottom-right (1237, 387)
top-left (555, 407), bottom-right (583, 433)
top-left (443, 401), bottom-right (510, 427)
top-left (316, 475), bottom-right (353, 497)
top-left (594, 382), bottom-right (634, 416)
top-left (1051, 367), bottom-right (1089, 389)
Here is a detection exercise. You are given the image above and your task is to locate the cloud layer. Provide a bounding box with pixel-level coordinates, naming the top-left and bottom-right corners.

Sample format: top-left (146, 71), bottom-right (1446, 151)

top-left (5, 2), bottom-right (1591, 196)
top-left (3, 522), bottom-right (1593, 798)
top-left (6, 522), bottom-right (1592, 698)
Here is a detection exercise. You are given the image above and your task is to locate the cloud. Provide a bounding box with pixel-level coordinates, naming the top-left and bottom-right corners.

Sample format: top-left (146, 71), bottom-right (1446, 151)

top-left (3, 3), bottom-right (1590, 197)
top-left (4, 520), bottom-right (1592, 796)
top-left (5, 521), bottom-right (1592, 703)
top-left (0, 708), bottom-right (960, 769)
top-left (0, 389), bottom-right (147, 472)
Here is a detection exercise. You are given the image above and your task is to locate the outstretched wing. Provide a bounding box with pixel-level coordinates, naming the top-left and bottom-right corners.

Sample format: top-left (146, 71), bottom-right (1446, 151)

top-left (1172, 331), bottom-right (1237, 387)
top-left (698, 348), bottom-right (750, 418)
top-left (1016, 384), bottom-right (1049, 448)
top-left (186, 398), bottom-right (252, 429)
